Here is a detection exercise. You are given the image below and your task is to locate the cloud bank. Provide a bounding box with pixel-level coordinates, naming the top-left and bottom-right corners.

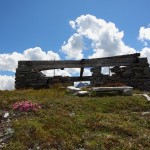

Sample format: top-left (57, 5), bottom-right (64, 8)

top-left (1, 14), bottom-right (150, 90)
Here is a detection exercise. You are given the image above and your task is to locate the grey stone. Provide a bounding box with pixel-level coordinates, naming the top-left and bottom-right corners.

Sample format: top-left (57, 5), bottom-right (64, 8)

top-left (122, 89), bottom-right (132, 96)
top-left (143, 94), bottom-right (150, 101)
top-left (141, 111), bottom-right (150, 115)
top-left (67, 86), bottom-right (81, 93)
top-left (92, 86), bottom-right (133, 92)
top-left (75, 91), bottom-right (90, 96)
top-left (15, 53), bottom-right (150, 91)
top-left (3, 112), bottom-right (9, 119)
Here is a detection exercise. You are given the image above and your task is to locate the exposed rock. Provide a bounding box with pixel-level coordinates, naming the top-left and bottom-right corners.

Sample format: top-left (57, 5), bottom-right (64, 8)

top-left (141, 111), bottom-right (150, 115)
top-left (3, 112), bottom-right (9, 119)
top-left (0, 111), bottom-right (14, 148)
top-left (122, 89), bottom-right (132, 96)
top-left (67, 86), bottom-right (81, 93)
top-left (143, 94), bottom-right (150, 102)
top-left (75, 91), bottom-right (90, 96)
top-left (91, 86), bottom-right (133, 95)
top-left (69, 112), bottom-right (75, 117)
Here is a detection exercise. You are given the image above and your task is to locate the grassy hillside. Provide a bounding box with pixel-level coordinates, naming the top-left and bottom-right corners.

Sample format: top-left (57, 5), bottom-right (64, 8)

top-left (0, 88), bottom-right (150, 150)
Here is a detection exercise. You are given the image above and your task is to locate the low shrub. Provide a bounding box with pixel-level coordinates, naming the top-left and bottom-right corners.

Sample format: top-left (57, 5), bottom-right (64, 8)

top-left (12, 100), bottom-right (41, 112)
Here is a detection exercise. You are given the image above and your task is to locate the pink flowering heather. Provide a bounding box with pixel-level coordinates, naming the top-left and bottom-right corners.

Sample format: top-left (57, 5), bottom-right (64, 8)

top-left (12, 100), bottom-right (41, 112)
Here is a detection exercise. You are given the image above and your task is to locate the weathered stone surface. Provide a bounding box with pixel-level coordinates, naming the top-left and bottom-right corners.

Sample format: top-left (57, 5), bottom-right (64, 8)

top-left (75, 91), bottom-right (90, 96)
top-left (15, 53), bottom-right (150, 91)
top-left (141, 111), bottom-right (150, 115)
top-left (143, 94), bottom-right (150, 101)
top-left (122, 70), bottom-right (133, 77)
top-left (90, 86), bottom-right (133, 96)
top-left (122, 89), bottom-right (132, 96)
top-left (92, 86), bottom-right (133, 92)
top-left (67, 86), bottom-right (81, 93)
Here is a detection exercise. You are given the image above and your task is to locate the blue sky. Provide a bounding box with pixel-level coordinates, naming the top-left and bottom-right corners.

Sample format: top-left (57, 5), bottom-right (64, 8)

top-left (0, 0), bottom-right (149, 53)
top-left (0, 0), bottom-right (150, 90)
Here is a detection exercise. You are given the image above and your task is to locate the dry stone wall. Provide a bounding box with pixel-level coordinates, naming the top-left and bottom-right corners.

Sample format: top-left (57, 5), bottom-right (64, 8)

top-left (15, 53), bottom-right (150, 91)
top-left (111, 58), bottom-right (150, 91)
top-left (15, 69), bottom-right (48, 89)
top-left (90, 57), bottom-right (150, 91)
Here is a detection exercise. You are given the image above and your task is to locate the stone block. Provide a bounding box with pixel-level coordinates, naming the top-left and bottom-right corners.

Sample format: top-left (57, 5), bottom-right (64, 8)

top-left (74, 91), bottom-right (90, 96)
top-left (67, 86), bottom-right (81, 93)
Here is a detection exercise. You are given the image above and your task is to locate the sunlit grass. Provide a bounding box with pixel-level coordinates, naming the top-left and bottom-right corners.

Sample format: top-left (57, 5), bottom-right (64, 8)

top-left (0, 88), bottom-right (150, 149)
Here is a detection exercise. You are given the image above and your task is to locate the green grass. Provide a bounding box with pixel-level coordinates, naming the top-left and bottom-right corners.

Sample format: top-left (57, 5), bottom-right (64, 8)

top-left (0, 88), bottom-right (150, 150)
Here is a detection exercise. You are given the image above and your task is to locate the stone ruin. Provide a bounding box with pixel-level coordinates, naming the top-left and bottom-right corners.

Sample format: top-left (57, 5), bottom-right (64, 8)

top-left (15, 53), bottom-right (150, 91)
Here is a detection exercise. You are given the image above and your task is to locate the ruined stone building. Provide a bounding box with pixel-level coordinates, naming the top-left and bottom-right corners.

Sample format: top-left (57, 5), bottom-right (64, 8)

top-left (15, 53), bottom-right (150, 91)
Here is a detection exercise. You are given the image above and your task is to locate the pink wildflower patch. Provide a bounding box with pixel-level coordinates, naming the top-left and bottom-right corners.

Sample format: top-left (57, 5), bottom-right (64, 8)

top-left (12, 100), bottom-right (41, 112)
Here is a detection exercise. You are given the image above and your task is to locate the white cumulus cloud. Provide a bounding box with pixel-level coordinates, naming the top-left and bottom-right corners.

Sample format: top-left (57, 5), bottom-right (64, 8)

top-left (138, 27), bottom-right (150, 42)
top-left (141, 47), bottom-right (150, 64)
top-left (0, 47), bottom-right (60, 72)
top-left (62, 33), bottom-right (84, 59)
top-left (0, 52), bottom-right (25, 72)
top-left (42, 69), bottom-right (71, 77)
top-left (0, 47), bottom-right (60, 90)
top-left (69, 21), bottom-right (76, 29)
top-left (0, 75), bottom-right (15, 90)
top-left (23, 47), bottom-right (60, 60)
top-left (62, 14), bottom-right (136, 59)
top-left (138, 26), bottom-right (150, 63)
